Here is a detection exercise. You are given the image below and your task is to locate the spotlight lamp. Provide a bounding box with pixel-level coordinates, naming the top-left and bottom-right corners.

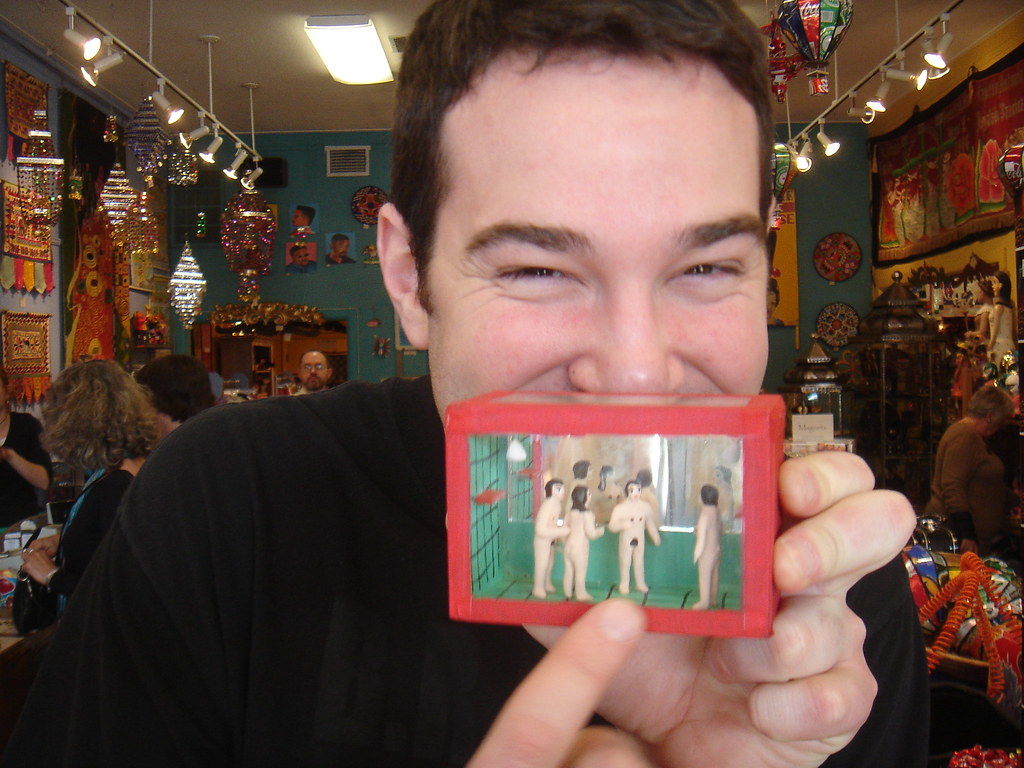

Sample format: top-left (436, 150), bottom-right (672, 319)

top-left (198, 128), bottom-right (223, 164)
top-left (241, 165), bottom-right (263, 190)
top-left (927, 64), bottom-right (950, 81)
top-left (817, 122), bottom-right (840, 157)
top-left (152, 79), bottom-right (184, 125)
top-left (866, 75), bottom-right (890, 113)
top-left (886, 64), bottom-right (927, 91)
top-left (81, 42), bottom-right (124, 87)
top-left (847, 103), bottom-right (875, 124)
top-left (923, 15), bottom-right (953, 70)
top-left (795, 140), bottom-right (813, 172)
top-left (63, 7), bottom-right (101, 60)
top-left (223, 145), bottom-right (248, 180)
top-left (179, 117), bottom-right (210, 149)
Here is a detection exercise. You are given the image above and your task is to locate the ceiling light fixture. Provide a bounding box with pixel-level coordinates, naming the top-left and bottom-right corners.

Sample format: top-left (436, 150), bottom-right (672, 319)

top-left (795, 139), bottom-right (813, 172)
top-left (240, 82), bottom-right (263, 189)
top-left (241, 166), bottom-right (263, 190)
top-left (81, 41), bottom-right (124, 86)
top-left (151, 78), bottom-right (184, 124)
top-left (179, 113), bottom-right (210, 148)
top-left (304, 15), bottom-right (393, 85)
top-left (64, 7), bottom-right (101, 60)
top-left (199, 127), bottom-right (223, 163)
top-left (922, 14), bottom-right (953, 69)
top-left (847, 99), bottom-right (875, 125)
top-left (223, 144), bottom-right (247, 179)
top-left (866, 73), bottom-right (890, 112)
top-left (817, 122), bottom-right (840, 157)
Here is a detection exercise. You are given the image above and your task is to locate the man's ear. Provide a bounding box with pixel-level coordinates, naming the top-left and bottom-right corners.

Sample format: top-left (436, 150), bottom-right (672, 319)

top-left (378, 202), bottom-right (430, 349)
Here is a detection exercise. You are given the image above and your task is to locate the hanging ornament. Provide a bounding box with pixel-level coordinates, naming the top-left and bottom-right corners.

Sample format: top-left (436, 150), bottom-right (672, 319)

top-left (761, 14), bottom-right (804, 102)
top-left (125, 97), bottom-right (168, 184)
top-left (769, 142), bottom-right (796, 228)
top-left (362, 244), bottom-right (379, 265)
top-left (103, 114), bottom-right (120, 143)
top-left (67, 167), bottom-right (84, 201)
top-left (125, 191), bottom-right (160, 281)
top-left (98, 163), bottom-right (137, 246)
top-left (220, 188), bottom-right (276, 298)
top-left (170, 241), bottom-right (207, 329)
top-left (195, 211), bottom-right (208, 238)
top-left (372, 336), bottom-right (391, 358)
top-left (15, 109), bottom-right (65, 234)
top-left (778, 0), bottom-right (853, 95)
top-left (997, 143), bottom-right (1023, 195)
top-left (167, 141), bottom-right (199, 186)
top-left (351, 185), bottom-right (388, 229)
top-left (237, 270), bottom-right (261, 305)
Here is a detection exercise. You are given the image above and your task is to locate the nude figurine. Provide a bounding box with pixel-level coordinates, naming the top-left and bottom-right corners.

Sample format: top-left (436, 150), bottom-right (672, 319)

top-left (692, 483), bottom-right (723, 610)
top-left (608, 480), bottom-right (661, 595)
top-left (562, 485), bottom-right (604, 602)
top-left (532, 479), bottom-right (570, 598)
top-left (592, 464), bottom-right (622, 526)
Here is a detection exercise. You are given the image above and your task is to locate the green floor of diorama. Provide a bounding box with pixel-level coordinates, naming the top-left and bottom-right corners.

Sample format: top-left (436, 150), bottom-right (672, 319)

top-left (475, 578), bottom-right (741, 610)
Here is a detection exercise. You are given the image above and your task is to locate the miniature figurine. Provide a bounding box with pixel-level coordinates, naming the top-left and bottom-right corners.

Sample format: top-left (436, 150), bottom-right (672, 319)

top-left (988, 272), bottom-right (1016, 365)
top-left (965, 278), bottom-right (995, 352)
top-left (608, 480), bottom-right (661, 595)
top-left (635, 468), bottom-right (661, 527)
top-left (593, 464), bottom-right (622, 526)
top-left (562, 485), bottom-right (604, 602)
top-left (532, 479), bottom-right (570, 598)
top-left (692, 484), bottom-right (723, 610)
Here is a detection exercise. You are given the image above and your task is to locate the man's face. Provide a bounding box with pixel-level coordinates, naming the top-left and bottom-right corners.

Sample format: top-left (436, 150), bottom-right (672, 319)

top-left (292, 248), bottom-right (310, 266)
top-left (298, 353), bottom-right (331, 391)
top-left (333, 239), bottom-right (349, 257)
top-left (292, 209), bottom-right (310, 228)
top-left (384, 54), bottom-right (768, 417)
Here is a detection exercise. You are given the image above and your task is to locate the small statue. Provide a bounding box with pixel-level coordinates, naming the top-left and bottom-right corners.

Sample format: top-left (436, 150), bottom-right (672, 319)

top-left (608, 479), bottom-right (661, 595)
top-left (532, 479), bottom-right (570, 599)
top-left (562, 485), bottom-right (604, 602)
top-left (692, 484), bottom-right (723, 610)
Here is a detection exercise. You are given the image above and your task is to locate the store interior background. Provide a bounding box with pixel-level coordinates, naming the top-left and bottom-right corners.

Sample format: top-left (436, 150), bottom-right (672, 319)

top-left (0, 0), bottom-right (1022, 759)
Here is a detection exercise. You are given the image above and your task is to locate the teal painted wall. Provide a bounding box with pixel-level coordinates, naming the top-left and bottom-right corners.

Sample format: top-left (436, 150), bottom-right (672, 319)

top-left (765, 122), bottom-right (873, 392)
top-left (170, 130), bottom-right (428, 381)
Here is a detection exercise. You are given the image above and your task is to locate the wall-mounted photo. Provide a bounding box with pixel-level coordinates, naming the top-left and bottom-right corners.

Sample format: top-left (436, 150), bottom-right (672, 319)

top-left (289, 204), bottom-right (317, 239)
top-left (285, 241), bottom-right (317, 274)
top-left (325, 232), bottom-right (356, 265)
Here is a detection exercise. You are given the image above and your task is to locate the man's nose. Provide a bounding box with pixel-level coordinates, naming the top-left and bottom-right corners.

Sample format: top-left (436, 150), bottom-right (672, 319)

top-left (567, 290), bottom-right (684, 394)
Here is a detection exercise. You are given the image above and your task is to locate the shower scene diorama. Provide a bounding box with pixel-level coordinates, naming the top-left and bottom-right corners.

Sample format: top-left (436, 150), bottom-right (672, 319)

top-left (445, 392), bottom-right (785, 636)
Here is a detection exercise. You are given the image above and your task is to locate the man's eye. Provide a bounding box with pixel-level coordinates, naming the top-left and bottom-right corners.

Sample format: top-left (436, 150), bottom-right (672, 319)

top-left (499, 267), bottom-right (566, 279)
top-left (686, 264), bottom-right (716, 275)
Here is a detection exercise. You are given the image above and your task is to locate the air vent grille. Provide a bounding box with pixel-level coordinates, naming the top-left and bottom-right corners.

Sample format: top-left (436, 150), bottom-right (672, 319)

top-left (326, 145), bottom-right (370, 177)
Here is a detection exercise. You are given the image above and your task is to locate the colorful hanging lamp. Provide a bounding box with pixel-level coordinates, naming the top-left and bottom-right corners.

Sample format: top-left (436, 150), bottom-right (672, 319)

top-left (167, 141), bottom-right (199, 186)
top-left (98, 163), bottom-right (137, 246)
top-left (220, 188), bottom-right (276, 300)
top-left (170, 241), bottom-right (207, 328)
top-left (125, 97), bottom-right (168, 184)
top-left (125, 190), bottom-right (160, 271)
top-left (777, 0), bottom-right (854, 95)
top-left (103, 114), bottom-right (120, 143)
top-left (15, 109), bottom-right (65, 234)
top-left (769, 142), bottom-right (797, 228)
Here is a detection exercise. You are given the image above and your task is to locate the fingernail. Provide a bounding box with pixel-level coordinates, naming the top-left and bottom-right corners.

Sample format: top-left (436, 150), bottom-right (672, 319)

top-left (599, 600), bottom-right (644, 642)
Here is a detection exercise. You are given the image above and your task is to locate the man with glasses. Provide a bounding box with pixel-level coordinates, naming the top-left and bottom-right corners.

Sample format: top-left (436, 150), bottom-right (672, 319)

top-left (295, 349), bottom-right (333, 395)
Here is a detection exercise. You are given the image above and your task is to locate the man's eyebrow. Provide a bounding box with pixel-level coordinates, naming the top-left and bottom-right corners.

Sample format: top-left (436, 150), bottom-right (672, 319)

top-left (681, 216), bottom-right (766, 249)
top-left (466, 223), bottom-right (591, 256)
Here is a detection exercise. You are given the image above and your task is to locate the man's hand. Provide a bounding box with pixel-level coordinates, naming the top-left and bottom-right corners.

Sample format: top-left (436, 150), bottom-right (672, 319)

top-left (478, 451), bottom-right (914, 767)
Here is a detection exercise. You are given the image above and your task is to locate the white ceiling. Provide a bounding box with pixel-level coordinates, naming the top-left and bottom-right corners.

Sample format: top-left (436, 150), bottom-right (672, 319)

top-left (0, 0), bottom-right (1020, 146)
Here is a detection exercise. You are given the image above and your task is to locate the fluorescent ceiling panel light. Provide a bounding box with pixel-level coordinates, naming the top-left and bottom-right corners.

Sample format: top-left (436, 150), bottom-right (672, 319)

top-left (304, 15), bottom-right (393, 85)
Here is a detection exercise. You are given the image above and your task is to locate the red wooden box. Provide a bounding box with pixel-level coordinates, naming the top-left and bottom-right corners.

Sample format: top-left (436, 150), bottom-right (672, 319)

top-left (445, 391), bottom-right (785, 636)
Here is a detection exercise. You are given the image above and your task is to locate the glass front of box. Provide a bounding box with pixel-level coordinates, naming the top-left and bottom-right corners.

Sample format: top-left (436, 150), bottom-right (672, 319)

top-left (781, 384), bottom-right (853, 437)
top-left (467, 432), bottom-right (744, 610)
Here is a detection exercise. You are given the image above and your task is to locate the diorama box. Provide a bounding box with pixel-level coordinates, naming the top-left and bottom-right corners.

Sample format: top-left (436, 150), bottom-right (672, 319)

top-left (445, 391), bottom-right (786, 636)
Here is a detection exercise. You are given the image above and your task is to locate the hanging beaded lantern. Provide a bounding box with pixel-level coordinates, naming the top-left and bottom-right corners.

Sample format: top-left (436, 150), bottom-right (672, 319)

top-left (98, 163), bottom-right (137, 246)
top-left (170, 241), bottom-right (207, 328)
top-left (125, 191), bottom-right (160, 271)
top-left (67, 167), bottom-right (84, 201)
top-left (103, 114), bottom-right (120, 143)
top-left (125, 97), bottom-right (168, 184)
top-left (167, 141), bottom-right (199, 186)
top-left (221, 188), bottom-right (276, 298)
top-left (16, 109), bottom-right (65, 233)
top-left (195, 211), bottom-right (208, 238)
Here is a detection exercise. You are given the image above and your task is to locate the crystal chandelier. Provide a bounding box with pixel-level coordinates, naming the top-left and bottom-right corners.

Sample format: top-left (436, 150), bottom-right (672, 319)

top-left (125, 191), bottom-right (160, 269)
top-left (125, 97), bottom-right (168, 184)
top-left (170, 241), bottom-right (207, 328)
top-left (16, 109), bottom-right (65, 234)
top-left (167, 141), bottom-right (199, 186)
top-left (98, 163), bottom-right (136, 245)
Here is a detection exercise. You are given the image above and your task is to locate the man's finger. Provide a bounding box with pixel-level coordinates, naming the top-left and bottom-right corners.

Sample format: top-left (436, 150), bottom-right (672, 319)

top-left (778, 452), bottom-right (876, 522)
top-left (469, 600), bottom-right (646, 768)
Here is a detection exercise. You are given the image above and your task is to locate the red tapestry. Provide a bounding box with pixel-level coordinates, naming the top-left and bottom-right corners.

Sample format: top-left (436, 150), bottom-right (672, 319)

top-left (0, 311), bottom-right (51, 404)
top-left (872, 46), bottom-right (1023, 265)
top-left (65, 212), bottom-right (116, 362)
top-left (3, 63), bottom-right (48, 162)
top-left (1, 181), bottom-right (54, 294)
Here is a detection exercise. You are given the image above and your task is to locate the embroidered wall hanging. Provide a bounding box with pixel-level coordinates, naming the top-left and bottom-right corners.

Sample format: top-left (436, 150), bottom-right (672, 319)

top-left (65, 211), bottom-right (116, 362)
top-left (1, 181), bottom-right (54, 294)
top-left (3, 63), bottom-right (48, 162)
top-left (0, 310), bottom-right (51, 404)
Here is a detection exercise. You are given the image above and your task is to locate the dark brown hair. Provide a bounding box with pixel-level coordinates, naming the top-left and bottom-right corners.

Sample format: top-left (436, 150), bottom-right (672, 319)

top-left (135, 354), bottom-right (215, 424)
top-left (391, 0), bottom-right (773, 308)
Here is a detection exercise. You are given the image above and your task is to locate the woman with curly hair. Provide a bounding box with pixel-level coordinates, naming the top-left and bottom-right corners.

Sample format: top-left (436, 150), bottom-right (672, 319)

top-left (0, 366), bottom-right (52, 529)
top-left (20, 360), bottom-right (157, 611)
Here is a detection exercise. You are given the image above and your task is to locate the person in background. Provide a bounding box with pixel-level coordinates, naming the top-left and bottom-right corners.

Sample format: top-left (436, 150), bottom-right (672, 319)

top-left (291, 204), bottom-right (316, 236)
top-left (924, 384), bottom-right (1016, 556)
top-left (326, 233), bottom-right (356, 265)
top-left (4, 2), bottom-right (923, 765)
top-left (295, 349), bottom-right (333, 395)
top-left (0, 366), bottom-right (52, 530)
top-left (19, 360), bottom-right (157, 610)
top-left (135, 354), bottom-right (216, 440)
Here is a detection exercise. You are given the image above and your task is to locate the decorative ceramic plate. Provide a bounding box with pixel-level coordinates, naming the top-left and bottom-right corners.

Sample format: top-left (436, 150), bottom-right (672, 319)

top-left (812, 232), bottom-right (861, 282)
top-left (815, 302), bottom-right (860, 347)
top-left (351, 186), bottom-right (389, 228)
